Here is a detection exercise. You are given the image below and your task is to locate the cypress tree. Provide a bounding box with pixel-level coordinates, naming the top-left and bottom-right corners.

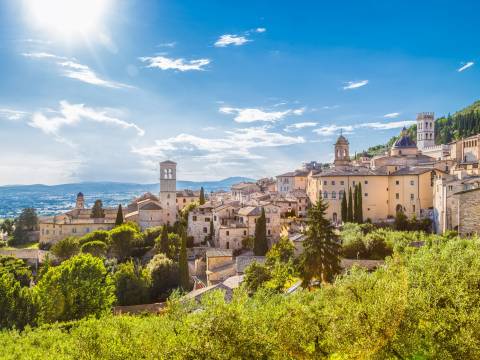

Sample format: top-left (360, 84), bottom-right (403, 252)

top-left (341, 191), bottom-right (348, 223)
top-left (199, 187), bottom-right (205, 205)
top-left (90, 200), bottom-right (105, 219)
top-left (160, 226), bottom-right (169, 255)
top-left (347, 188), bottom-right (353, 222)
top-left (300, 199), bottom-right (341, 286)
top-left (209, 220), bottom-right (215, 246)
top-left (115, 204), bottom-right (124, 226)
top-left (357, 183), bottom-right (363, 223)
top-left (254, 208), bottom-right (268, 256)
top-left (178, 229), bottom-right (189, 290)
top-left (353, 185), bottom-right (358, 223)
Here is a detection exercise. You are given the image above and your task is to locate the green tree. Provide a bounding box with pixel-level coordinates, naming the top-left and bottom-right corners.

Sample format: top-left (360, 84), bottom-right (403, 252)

top-left (90, 199), bottom-right (105, 219)
top-left (254, 208), bottom-right (268, 256)
top-left (355, 183), bottom-right (363, 223)
top-left (147, 254), bottom-right (179, 301)
top-left (394, 211), bottom-right (409, 231)
top-left (80, 241), bottom-right (108, 257)
top-left (166, 233), bottom-right (181, 260)
top-left (208, 220), bottom-right (215, 246)
top-left (0, 272), bottom-right (36, 330)
top-left (143, 226), bottom-right (163, 247)
top-left (0, 219), bottom-right (14, 236)
top-left (35, 254), bottom-right (115, 324)
top-left (11, 208), bottom-right (38, 245)
top-left (109, 224), bottom-right (141, 262)
top-left (266, 236), bottom-right (295, 266)
top-left (178, 230), bottom-right (189, 290)
top-left (112, 261), bottom-right (151, 306)
top-left (341, 191), bottom-right (348, 223)
top-left (243, 261), bottom-right (272, 294)
top-left (50, 236), bottom-right (80, 262)
top-left (0, 255), bottom-right (32, 287)
top-left (115, 204), bottom-right (124, 226)
top-left (353, 185), bottom-right (358, 223)
top-left (300, 200), bottom-right (341, 286)
top-left (347, 188), bottom-right (354, 222)
top-left (78, 230), bottom-right (110, 246)
top-left (157, 226), bottom-right (169, 255)
top-left (199, 187), bottom-right (205, 205)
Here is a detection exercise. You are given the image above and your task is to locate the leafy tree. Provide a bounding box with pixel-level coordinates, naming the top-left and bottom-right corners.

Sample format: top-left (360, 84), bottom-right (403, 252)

top-left (242, 236), bottom-right (254, 250)
top-left (178, 231), bottom-right (189, 290)
top-left (115, 204), bottom-right (124, 226)
top-left (90, 199), bottom-right (105, 219)
top-left (0, 272), bottom-right (36, 330)
top-left (394, 211), bottom-right (409, 231)
top-left (199, 187), bottom-right (205, 205)
top-left (353, 185), bottom-right (358, 223)
top-left (147, 254), bottom-right (179, 301)
top-left (35, 254), bottom-right (115, 324)
top-left (300, 200), bottom-right (341, 286)
top-left (0, 219), bottom-right (14, 236)
top-left (342, 237), bottom-right (367, 259)
top-left (78, 230), bottom-right (110, 246)
top-left (157, 226), bottom-right (169, 255)
top-left (109, 224), bottom-right (141, 262)
top-left (166, 233), bottom-right (181, 260)
top-left (243, 261), bottom-right (271, 294)
top-left (266, 236), bottom-right (295, 266)
top-left (341, 192), bottom-right (348, 223)
top-left (347, 188), bottom-right (354, 222)
top-left (11, 208), bottom-right (38, 245)
top-left (80, 241), bottom-right (108, 257)
top-left (143, 226), bottom-right (163, 248)
top-left (356, 183), bottom-right (363, 223)
top-left (50, 236), bottom-right (80, 262)
top-left (112, 261), bottom-right (151, 306)
top-left (0, 255), bottom-right (32, 287)
top-left (254, 208), bottom-right (268, 256)
top-left (364, 232), bottom-right (393, 260)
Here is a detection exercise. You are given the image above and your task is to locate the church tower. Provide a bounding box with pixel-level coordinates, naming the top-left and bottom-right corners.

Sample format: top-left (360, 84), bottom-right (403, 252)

top-left (416, 112), bottom-right (435, 150)
top-left (75, 192), bottom-right (85, 209)
top-left (159, 160), bottom-right (177, 225)
top-left (334, 133), bottom-right (350, 167)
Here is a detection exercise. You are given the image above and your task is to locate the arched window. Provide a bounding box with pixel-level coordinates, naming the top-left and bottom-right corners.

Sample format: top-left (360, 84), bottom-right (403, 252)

top-left (332, 212), bottom-right (338, 223)
top-left (339, 190), bottom-right (344, 199)
top-left (332, 191), bottom-right (336, 199)
top-left (323, 191), bottom-right (328, 199)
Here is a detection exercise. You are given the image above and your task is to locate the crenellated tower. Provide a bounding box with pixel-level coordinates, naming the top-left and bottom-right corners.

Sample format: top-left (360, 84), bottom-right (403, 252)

top-left (417, 112), bottom-right (435, 150)
top-left (159, 160), bottom-right (177, 225)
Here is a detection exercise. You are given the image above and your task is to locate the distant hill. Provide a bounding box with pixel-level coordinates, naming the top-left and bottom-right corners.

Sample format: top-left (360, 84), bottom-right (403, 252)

top-left (0, 177), bottom-right (255, 218)
top-left (361, 99), bottom-right (480, 157)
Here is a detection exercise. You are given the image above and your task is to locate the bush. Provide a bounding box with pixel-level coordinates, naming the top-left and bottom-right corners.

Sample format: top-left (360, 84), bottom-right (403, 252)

top-left (35, 254), bottom-right (115, 324)
top-left (50, 236), bottom-right (80, 262)
top-left (364, 232), bottom-right (393, 260)
top-left (78, 230), bottom-right (110, 246)
top-left (0, 272), bottom-right (36, 330)
top-left (342, 237), bottom-right (368, 259)
top-left (81, 241), bottom-right (108, 257)
top-left (109, 225), bottom-right (142, 262)
top-left (243, 261), bottom-right (271, 294)
top-left (143, 226), bottom-right (163, 247)
top-left (113, 261), bottom-right (151, 306)
top-left (147, 254), bottom-right (179, 301)
top-left (0, 255), bottom-right (32, 287)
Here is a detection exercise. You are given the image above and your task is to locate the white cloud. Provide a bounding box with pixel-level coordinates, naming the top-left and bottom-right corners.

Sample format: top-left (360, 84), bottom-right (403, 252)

top-left (458, 61), bottom-right (474, 72)
top-left (383, 112), bottom-right (400, 118)
top-left (214, 34), bottom-right (250, 47)
top-left (139, 56), bottom-right (210, 71)
top-left (23, 53), bottom-right (132, 89)
top-left (358, 120), bottom-right (415, 130)
top-left (284, 122), bottom-right (318, 132)
top-left (0, 108), bottom-right (29, 121)
top-left (132, 126), bottom-right (305, 161)
top-left (29, 101), bottom-right (145, 137)
top-left (343, 80), bottom-right (369, 90)
top-left (313, 125), bottom-right (354, 136)
top-left (322, 105), bottom-right (340, 110)
top-left (156, 42), bottom-right (176, 48)
top-left (219, 106), bottom-right (305, 123)
top-left (256, 28), bottom-right (267, 33)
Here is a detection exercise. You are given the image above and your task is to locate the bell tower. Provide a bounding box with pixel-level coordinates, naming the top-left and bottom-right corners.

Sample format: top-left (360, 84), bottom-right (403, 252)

top-left (75, 192), bottom-right (85, 209)
top-left (334, 133), bottom-right (350, 167)
top-left (159, 160), bottom-right (177, 225)
top-left (417, 112), bottom-right (435, 150)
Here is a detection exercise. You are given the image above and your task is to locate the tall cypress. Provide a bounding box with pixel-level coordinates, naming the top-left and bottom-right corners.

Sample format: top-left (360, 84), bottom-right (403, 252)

top-left (115, 204), bottom-right (124, 226)
top-left (178, 229), bottom-right (189, 290)
top-left (254, 208), bottom-right (268, 256)
top-left (357, 183), bottom-right (363, 223)
top-left (347, 188), bottom-right (354, 222)
top-left (353, 185), bottom-right (358, 223)
top-left (209, 220), bottom-right (215, 246)
top-left (199, 187), bottom-right (205, 205)
top-left (341, 191), bottom-right (348, 223)
top-left (160, 225), bottom-right (169, 255)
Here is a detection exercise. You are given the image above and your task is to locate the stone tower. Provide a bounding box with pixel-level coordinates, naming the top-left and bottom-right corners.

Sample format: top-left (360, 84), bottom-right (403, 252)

top-left (159, 160), bottom-right (177, 225)
top-left (334, 134), bottom-right (350, 167)
top-left (416, 112), bottom-right (435, 150)
top-left (75, 192), bottom-right (85, 209)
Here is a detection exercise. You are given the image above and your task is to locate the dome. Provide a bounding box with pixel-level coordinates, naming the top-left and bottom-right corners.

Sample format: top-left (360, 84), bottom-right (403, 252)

top-left (393, 127), bottom-right (416, 149)
top-left (77, 192), bottom-right (84, 198)
top-left (335, 134), bottom-right (349, 145)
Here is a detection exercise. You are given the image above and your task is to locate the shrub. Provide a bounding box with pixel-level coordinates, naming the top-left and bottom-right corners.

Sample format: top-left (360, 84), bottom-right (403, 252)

top-left (78, 230), bottom-right (110, 246)
top-left (364, 232), bottom-right (393, 260)
top-left (113, 261), bottom-right (151, 306)
top-left (147, 254), bottom-right (179, 301)
top-left (243, 261), bottom-right (271, 294)
top-left (50, 236), bottom-right (80, 262)
top-left (342, 237), bottom-right (368, 259)
top-left (0, 272), bottom-right (36, 330)
top-left (143, 226), bottom-right (163, 247)
top-left (0, 255), bottom-right (32, 287)
top-left (81, 241), bottom-right (108, 257)
top-left (109, 224), bottom-right (142, 262)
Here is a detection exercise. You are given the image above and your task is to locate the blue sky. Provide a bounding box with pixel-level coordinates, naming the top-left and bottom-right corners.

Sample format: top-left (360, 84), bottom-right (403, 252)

top-left (0, 0), bottom-right (479, 185)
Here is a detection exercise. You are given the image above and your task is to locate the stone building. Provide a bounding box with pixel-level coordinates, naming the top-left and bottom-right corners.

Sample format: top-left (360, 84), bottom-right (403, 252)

top-left (159, 160), bottom-right (177, 225)
top-left (231, 182), bottom-right (260, 204)
top-left (176, 189), bottom-right (200, 212)
top-left (276, 169), bottom-right (309, 194)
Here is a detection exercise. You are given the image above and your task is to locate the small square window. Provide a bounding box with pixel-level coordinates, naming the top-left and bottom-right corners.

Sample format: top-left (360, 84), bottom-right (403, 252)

top-left (340, 181), bottom-right (345, 185)
top-left (323, 180), bottom-right (327, 185)
top-left (226, 231), bottom-right (230, 236)
top-left (364, 180), bottom-right (368, 185)
top-left (410, 194), bottom-right (414, 200)
top-left (410, 180), bottom-right (414, 186)
top-left (395, 193), bottom-right (399, 199)
top-left (395, 180), bottom-right (400, 185)
top-left (364, 193), bottom-right (368, 197)
top-left (331, 181), bottom-right (335, 185)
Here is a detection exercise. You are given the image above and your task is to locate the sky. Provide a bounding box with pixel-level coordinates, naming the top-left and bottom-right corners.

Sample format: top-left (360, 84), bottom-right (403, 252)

top-left (0, 0), bottom-right (479, 185)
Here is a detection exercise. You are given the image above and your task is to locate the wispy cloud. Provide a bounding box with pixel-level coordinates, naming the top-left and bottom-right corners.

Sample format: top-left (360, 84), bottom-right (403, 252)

top-left (284, 122), bottom-right (318, 132)
top-left (358, 120), bottom-right (415, 130)
top-left (29, 101), bottom-right (145, 139)
top-left (0, 108), bottom-right (29, 121)
top-left (383, 112), bottom-right (400, 118)
top-left (322, 105), bottom-right (340, 110)
top-left (139, 56), bottom-right (210, 71)
top-left (255, 28), bottom-right (267, 33)
top-left (343, 80), bottom-right (369, 90)
top-left (313, 119), bottom-right (415, 137)
top-left (214, 34), bottom-right (250, 47)
top-left (313, 125), bottom-right (354, 136)
top-left (132, 126), bottom-right (305, 161)
top-left (156, 42), bottom-right (176, 48)
top-left (219, 106), bottom-right (305, 123)
top-left (22, 53), bottom-right (132, 89)
top-left (458, 61), bottom-right (474, 72)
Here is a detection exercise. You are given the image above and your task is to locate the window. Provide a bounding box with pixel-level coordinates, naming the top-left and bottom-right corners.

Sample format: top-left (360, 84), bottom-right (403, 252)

top-left (413, 205), bottom-right (416, 212)
top-left (339, 190), bottom-right (345, 199)
top-left (340, 181), bottom-right (345, 185)
top-left (323, 180), bottom-right (327, 185)
top-left (352, 181), bottom-right (356, 186)
top-left (410, 180), bottom-right (414, 186)
top-left (266, 218), bottom-right (271, 223)
top-left (226, 231), bottom-right (230, 236)
top-left (410, 193), bottom-right (414, 200)
top-left (364, 193), bottom-right (368, 197)
top-left (332, 191), bottom-right (336, 199)
top-left (243, 230), bottom-right (247, 236)
top-left (192, 216), bottom-right (197, 221)
top-left (395, 193), bottom-right (399, 200)
top-left (364, 180), bottom-right (368, 185)
top-left (395, 180), bottom-right (400, 185)
top-left (226, 241), bottom-right (230, 249)
top-left (203, 227), bottom-right (207, 233)
top-left (214, 216), bottom-right (217, 221)
top-left (331, 181), bottom-right (335, 185)
top-left (268, 230), bottom-right (271, 235)
top-left (205, 217), bottom-right (210, 222)
top-left (183, 199), bottom-right (186, 203)
top-left (167, 194), bottom-right (170, 199)
top-left (72, 228), bottom-right (77, 233)
top-left (323, 191), bottom-right (328, 199)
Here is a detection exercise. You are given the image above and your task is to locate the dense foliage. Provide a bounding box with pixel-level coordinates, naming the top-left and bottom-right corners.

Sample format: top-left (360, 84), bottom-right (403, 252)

top-left (10, 208), bottom-right (38, 245)
top-left (2, 235), bottom-right (480, 358)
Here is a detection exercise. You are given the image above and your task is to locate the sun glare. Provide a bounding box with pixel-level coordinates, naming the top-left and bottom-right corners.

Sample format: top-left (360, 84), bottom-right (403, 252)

top-left (25, 0), bottom-right (111, 38)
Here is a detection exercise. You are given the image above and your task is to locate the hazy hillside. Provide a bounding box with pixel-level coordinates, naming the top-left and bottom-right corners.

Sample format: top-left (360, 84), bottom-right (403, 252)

top-left (0, 177), bottom-right (255, 218)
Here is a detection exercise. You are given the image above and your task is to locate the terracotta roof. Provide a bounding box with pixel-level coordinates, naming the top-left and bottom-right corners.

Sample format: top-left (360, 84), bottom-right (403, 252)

top-left (206, 249), bottom-right (234, 258)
